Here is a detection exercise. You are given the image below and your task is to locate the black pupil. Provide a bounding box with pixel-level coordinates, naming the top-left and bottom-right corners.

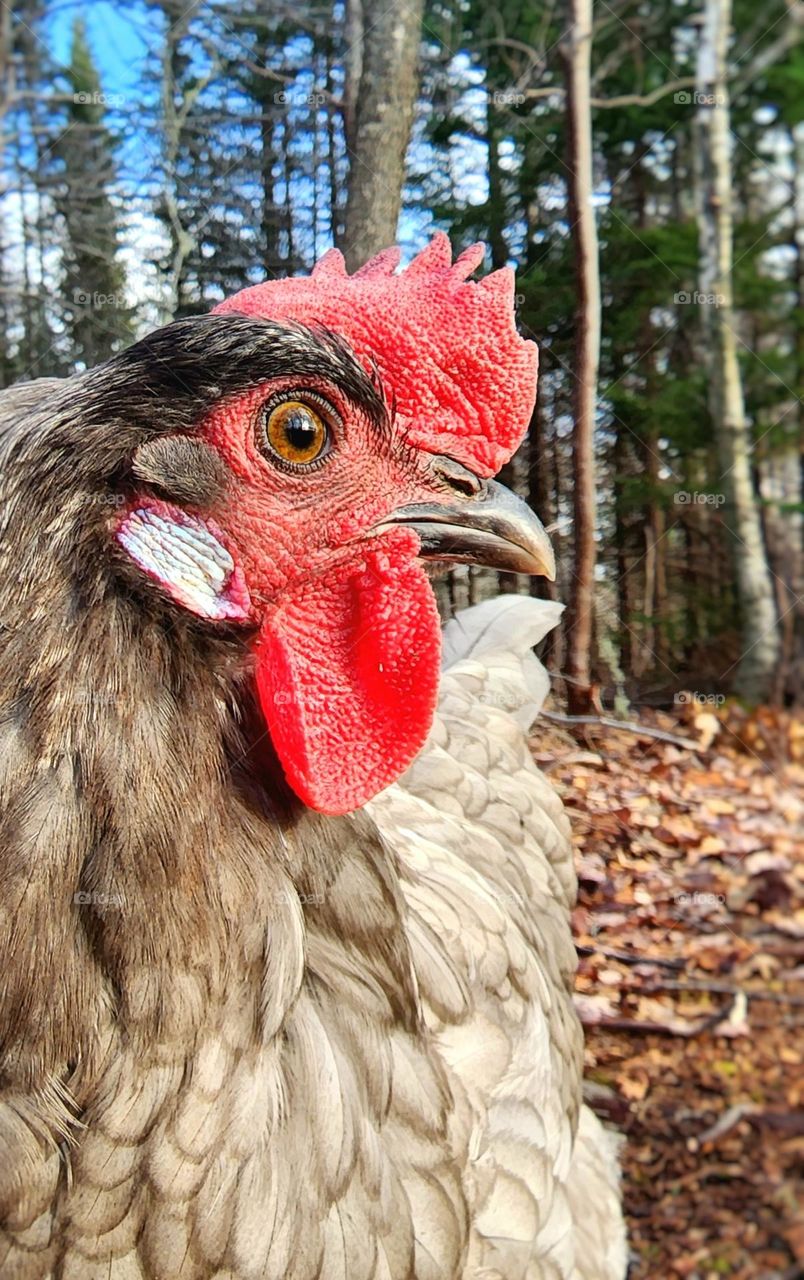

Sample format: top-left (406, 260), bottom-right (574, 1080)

top-left (284, 408), bottom-right (318, 451)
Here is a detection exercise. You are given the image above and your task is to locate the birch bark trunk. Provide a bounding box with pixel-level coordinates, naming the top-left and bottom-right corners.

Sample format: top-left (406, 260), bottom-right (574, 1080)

top-left (693, 0), bottom-right (781, 701)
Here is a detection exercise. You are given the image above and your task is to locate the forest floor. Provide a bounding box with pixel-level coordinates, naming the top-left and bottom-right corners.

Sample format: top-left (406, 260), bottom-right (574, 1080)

top-left (533, 702), bottom-right (804, 1280)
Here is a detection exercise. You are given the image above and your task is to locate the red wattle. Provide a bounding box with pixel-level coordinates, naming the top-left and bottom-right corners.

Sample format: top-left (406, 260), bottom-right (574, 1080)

top-left (253, 542), bottom-right (441, 815)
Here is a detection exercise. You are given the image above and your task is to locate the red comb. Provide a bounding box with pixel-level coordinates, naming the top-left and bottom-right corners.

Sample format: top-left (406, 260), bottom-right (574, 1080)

top-left (214, 232), bottom-right (538, 476)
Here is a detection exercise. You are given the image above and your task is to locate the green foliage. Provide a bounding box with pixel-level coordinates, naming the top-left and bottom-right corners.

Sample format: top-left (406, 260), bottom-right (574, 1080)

top-left (53, 19), bottom-right (133, 368)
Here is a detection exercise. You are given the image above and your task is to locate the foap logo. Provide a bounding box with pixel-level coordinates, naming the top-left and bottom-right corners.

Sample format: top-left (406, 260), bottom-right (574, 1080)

top-left (73, 91), bottom-right (126, 109)
top-left (673, 91), bottom-right (726, 107)
top-left (673, 290), bottom-right (725, 307)
top-left (494, 888), bottom-right (526, 910)
top-left (674, 491), bottom-right (725, 507)
top-left (274, 889), bottom-right (325, 907)
top-left (90, 493), bottom-right (126, 508)
top-left (72, 687), bottom-right (127, 707)
top-left (477, 689), bottom-right (519, 713)
top-left (674, 691), bottom-right (726, 707)
top-left (674, 891), bottom-right (726, 908)
top-left (273, 90), bottom-right (326, 108)
top-left (73, 289), bottom-right (127, 309)
top-left (490, 89), bottom-right (526, 107)
top-left (74, 889), bottom-right (125, 911)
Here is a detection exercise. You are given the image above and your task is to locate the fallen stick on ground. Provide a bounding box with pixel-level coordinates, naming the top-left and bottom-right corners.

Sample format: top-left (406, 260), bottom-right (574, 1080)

top-left (575, 993), bottom-right (742, 1037)
top-left (693, 1103), bottom-right (760, 1146)
top-left (689, 1104), bottom-right (804, 1148)
top-left (636, 978), bottom-right (804, 1007)
top-left (576, 944), bottom-right (684, 971)
top-left (540, 710), bottom-right (700, 749)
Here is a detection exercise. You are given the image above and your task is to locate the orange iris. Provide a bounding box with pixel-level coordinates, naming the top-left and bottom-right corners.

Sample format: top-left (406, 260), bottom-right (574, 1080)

top-left (264, 400), bottom-right (328, 465)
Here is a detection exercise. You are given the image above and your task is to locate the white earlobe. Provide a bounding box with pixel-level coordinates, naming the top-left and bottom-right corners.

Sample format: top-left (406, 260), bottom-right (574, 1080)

top-left (117, 505), bottom-right (252, 622)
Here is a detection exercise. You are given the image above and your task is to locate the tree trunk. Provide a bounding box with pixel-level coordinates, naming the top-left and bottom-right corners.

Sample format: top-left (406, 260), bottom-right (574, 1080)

top-left (644, 426), bottom-right (668, 667)
top-left (325, 38), bottom-right (343, 247)
top-left (486, 105), bottom-right (508, 272)
top-left (487, 109), bottom-right (518, 596)
top-left (693, 0), bottom-right (780, 702)
top-left (529, 362), bottom-right (558, 602)
top-left (340, 0), bottom-right (425, 270)
top-left (634, 149), bottom-right (669, 672)
top-left (255, 32), bottom-right (283, 281)
top-left (0, 0), bottom-right (12, 174)
top-left (613, 430), bottom-right (633, 676)
top-left (159, 17), bottom-right (195, 321)
top-left (562, 0), bottom-right (601, 715)
top-left (788, 120), bottom-right (804, 701)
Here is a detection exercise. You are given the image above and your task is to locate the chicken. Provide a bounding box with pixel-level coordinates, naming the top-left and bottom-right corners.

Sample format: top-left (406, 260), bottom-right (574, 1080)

top-left (0, 234), bottom-right (626, 1280)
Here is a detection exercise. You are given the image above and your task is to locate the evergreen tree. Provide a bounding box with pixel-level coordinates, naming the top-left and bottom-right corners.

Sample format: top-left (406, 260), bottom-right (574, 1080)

top-left (54, 19), bottom-right (132, 369)
top-left (0, 0), bottom-right (68, 384)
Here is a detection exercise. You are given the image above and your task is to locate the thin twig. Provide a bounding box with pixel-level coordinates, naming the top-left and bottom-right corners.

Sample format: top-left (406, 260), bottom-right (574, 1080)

top-left (540, 710), bottom-right (699, 749)
top-left (590, 77), bottom-right (697, 108)
top-left (694, 1103), bottom-right (760, 1146)
top-left (576, 944), bottom-right (685, 970)
top-left (576, 1012), bottom-right (723, 1036)
top-left (638, 978), bottom-right (804, 1008)
top-left (691, 1104), bottom-right (804, 1146)
top-left (521, 75), bottom-right (698, 107)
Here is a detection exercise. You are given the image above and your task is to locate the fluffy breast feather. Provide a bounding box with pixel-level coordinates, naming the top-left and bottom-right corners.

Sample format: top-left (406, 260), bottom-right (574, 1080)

top-left (368, 596), bottom-right (627, 1280)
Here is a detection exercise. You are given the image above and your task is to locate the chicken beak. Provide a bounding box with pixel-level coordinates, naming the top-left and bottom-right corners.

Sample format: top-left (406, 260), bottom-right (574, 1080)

top-left (377, 480), bottom-right (556, 580)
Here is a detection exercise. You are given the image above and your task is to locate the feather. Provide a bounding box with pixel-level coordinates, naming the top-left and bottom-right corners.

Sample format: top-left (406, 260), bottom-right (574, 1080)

top-left (191, 1155), bottom-right (239, 1267)
top-left (441, 596), bottom-right (564, 729)
top-left (369, 595), bottom-right (625, 1279)
top-left (61, 1251), bottom-right (147, 1280)
top-left (442, 595), bottom-right (563, 662)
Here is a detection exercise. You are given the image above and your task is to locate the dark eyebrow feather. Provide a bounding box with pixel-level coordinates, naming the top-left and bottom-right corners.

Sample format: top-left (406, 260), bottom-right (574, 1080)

top-left (77, 313), bottom-right (392, 445)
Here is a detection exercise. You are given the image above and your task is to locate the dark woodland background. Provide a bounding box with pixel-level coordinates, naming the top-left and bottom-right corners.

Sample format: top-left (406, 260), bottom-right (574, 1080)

top-left (1, 0), bottom-right (803, 714)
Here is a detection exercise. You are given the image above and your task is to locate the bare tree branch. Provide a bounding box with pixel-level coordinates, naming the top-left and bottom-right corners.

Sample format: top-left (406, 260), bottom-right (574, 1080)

top-left (522, 75), bottom-right (697, 108)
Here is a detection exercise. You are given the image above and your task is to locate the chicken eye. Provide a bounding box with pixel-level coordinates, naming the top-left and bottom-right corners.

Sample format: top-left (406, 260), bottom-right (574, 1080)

top-left (262, 399), bottom-right (330, 468)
